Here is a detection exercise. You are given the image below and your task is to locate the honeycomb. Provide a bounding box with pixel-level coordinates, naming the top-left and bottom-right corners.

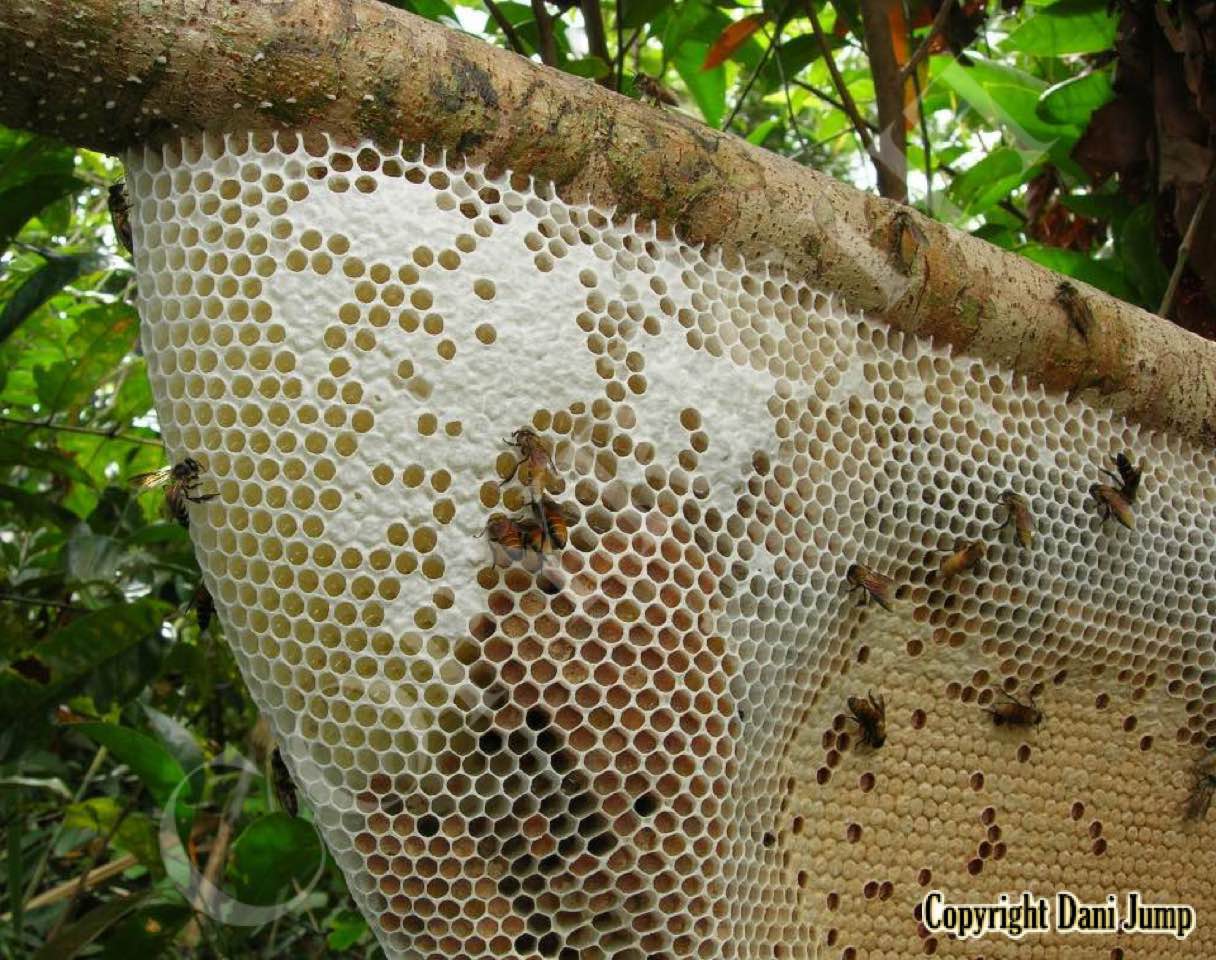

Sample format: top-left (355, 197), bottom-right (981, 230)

top-left (129, 132), bottom-right (1216, 959)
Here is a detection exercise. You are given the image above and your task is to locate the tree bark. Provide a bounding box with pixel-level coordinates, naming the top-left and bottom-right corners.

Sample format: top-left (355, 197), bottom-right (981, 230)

top-left (857, 0), bottom-right (908, 202)
top-left (1, 0), bottom-right (1215, 445)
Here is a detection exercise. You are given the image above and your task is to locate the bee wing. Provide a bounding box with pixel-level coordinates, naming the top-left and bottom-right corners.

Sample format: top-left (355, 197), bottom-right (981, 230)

top-left (845, 696), bottom-right (864, 716)
top-left (129, 467), bottom-right (172, 491)
top-left (858, 568), bottom-right (892, 594)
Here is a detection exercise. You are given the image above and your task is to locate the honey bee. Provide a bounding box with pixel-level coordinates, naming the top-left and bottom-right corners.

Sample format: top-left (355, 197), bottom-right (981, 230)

top-left (1090, 483), bottom-right (1134, 530)
top-left (1186, 754), bottom-right (1216, 820)
top-left (108, 182), bottom-right (133, 254)
top-left (194, 583), bottom-right (215, 633)
top-left (481, 512), bottom-right (528, 566)
top-left (130, 458), bottom-right (218, 527)
top-left (845, 563), bottom-right (894, 611)
top-left (482, 511), bottom-right (550, 568)
top-left (1185, 776), bottom-right (1214, 821)
top-left (633, 73), bottom-right (679, 107)
top-left (270, 747), bottom-right (298, 817)
top-left (890, 209), bottom-right (927, 276)
top-left (846, 691), bottom-right (886, 748)
top-left (1100, 452), bottom-right (1142, 502)
top-left (503, 428), bottom-right (558, 501)
top-left (538, 496), bottom-right (570, 550)
top-left (940, 539), bottom-right (985, 579)
top-left (1055, 281), bottom-right (1093, 341)
top-left (998, 492), bottom-right (1034, 550)
top-left (984, 691), bottom-right (1042, 727)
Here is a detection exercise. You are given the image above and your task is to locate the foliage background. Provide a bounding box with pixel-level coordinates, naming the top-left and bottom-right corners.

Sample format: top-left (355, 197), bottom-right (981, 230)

top-left (0, 0), bottom-right (1212, 956)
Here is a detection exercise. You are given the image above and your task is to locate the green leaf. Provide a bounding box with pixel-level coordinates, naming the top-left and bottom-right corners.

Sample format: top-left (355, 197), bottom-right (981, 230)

top-left (327, 909), bottom-right (370, 950)
top-left (73, 723), bottom-right (194, 808)
top-left (826, 0), bottom-right (863, 41)
top-left (32, 303), bottom-right (139, 414)
top-left (63, 798), bottom-right (163, 872)
top-left (1116, 203), bottom-right (1169, 307)
top-left (0, 175), bottom-right (86, 249)
top-left (100, 903), bottom-right (192, 960)
top-left (108, 358), bottom-right (154, 423)
top-left (0, 599), bottom-right (167, 728)
top-left (0, 252), bottom-right (113, 345)
top-left (227, 814), bottom-right (324, 906)
top-left (1003, 0), bottom-right (1117, 56)
top-left (1016, 243), bottom-right (1138, 302)
top-left (391, 0), bottom-right (458, 22)
top-left (936, 57), bottom-right (1082, 166)
top-left (0, 483), bottom-right (79, 528)
top-left (746, 118), bottom-right (781, 146)
top-left (1037, 71), bottom-right (1113, 127)
top-left (31, 890), bottom-right (151, 960)
top-left (0, 130), bottom-right (76, 197)
top-left (757, 33), bottom-right (843, 93)
top-left (143, 703), bottom-right (206, 800)
top-left (673, 42), bottom-right (726, 126)
top-left (64, 526), bottom-right (124, 583)
top-left (948, 148), bottom-right (1040, 217)
top-left (622, 0), bottom-right (670, 29)
top-left (0, 432), bottom-right (94, 486)
top-left (565, 56), bottom-right (612, 79)
top-left (1059, 192), bottom-right (1132, 224)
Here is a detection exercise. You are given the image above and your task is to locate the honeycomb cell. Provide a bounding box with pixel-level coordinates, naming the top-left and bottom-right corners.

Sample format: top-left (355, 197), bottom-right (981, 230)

top-left (129, 133), bottom-right (1216, 960)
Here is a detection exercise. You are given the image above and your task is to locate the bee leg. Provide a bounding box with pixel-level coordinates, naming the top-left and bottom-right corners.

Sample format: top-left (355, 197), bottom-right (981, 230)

top-left (184, 492), bottom-right (218, 504)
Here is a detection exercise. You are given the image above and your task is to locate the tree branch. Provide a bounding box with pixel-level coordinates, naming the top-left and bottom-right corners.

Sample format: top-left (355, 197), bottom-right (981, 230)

top-left (911, 63), bottom-right (932, 214)
top-left (857, 0), bottom-right (908, 201)
top-left (580, 0), bottom-right (611, 85)
top-left (806, 0), bottom-right (877, 159)
top-left (790, 78), bottom-right (878, 131)
top-left (900, 0), bottom-right (955, 82)
top-left (773, 34), bottom-right (810, 159)
top-left (530, 0), bottom-right (558, 67)
top-left (614, 25), bottom-right (642, 93)
top-left (1160, 157), bottom-right (1216, 319)
top-left (0, 0), bottom-right (1213, 443)
top-left (0, 415), bottom-right (163, 448)
top-left (483, 0), bottom-right (526, 55)
top-left (724, 29), bottom-right (780, 131)
top-left (10, 854), bottom-right (137, 918)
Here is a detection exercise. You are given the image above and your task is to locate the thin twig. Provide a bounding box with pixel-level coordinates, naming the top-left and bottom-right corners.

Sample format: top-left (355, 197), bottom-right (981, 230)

top-left (44, 788), bottom-right (142, 942)
top-left (791, 78), bottom-right (878, 130)
top-left (6, 854), bottom-right (137, 919)
top-left (0, 592), bottom-right (85, 611)
top-left (806, 0), bottom-right (876, 159)
top-left (724, 5), bottom-right (794, 131)
top-left (530, 0), bottom-right (558, 66)
top-left (614, 4), bottom-right (624, 90)
top-left (0, 415), bottom-right (162, 449)
top-left (483, 0), bottom-right (526, 55)
top-left (23, 748), bottom-right (109, 905)
top-left (580, 0), bottom-right (612, 86)
top-left (912, 63), bottom-right (933, 214)
top-left (1160, 157), bottom-right (1216, 319)
top-left (773, 33), bottom-right (811, 158)
top-left (614, 25), bottom-right (642, 93)
top-left (900, 0), bottom-right (955, 82)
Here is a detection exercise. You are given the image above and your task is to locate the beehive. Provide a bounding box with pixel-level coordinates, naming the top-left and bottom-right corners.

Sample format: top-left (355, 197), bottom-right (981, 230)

top-left (129, 132), bottom-right (1216, 959)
